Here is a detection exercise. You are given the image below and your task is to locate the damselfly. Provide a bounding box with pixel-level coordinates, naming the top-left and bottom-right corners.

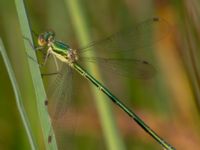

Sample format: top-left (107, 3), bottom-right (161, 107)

top-left (32, 17), bottom-right (175, 150)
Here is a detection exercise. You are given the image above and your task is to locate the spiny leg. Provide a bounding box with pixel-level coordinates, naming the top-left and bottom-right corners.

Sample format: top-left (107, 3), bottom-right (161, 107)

top-left (23, 36), bottom-right (44, 51)
top-left (23, 36), bottom-right (47, 68)
top-left (42, 48), bottom-right (51, 66)
top-left (52, 53), bottom-right (60, 72)
top-left (41, 50), bottom-right (61, 77)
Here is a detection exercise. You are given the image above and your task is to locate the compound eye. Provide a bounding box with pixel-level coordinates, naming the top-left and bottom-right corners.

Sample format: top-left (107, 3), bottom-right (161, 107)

top-left (38, 34), bottom-right (47, 46)
top-left (48, 30), bottom-right (55, 37)
top-left (46, 30), bottom-right (55, 42)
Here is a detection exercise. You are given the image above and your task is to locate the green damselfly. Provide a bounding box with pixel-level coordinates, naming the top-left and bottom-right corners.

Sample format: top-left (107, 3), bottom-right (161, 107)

top-left (33, 17), bottom-right (175, 150)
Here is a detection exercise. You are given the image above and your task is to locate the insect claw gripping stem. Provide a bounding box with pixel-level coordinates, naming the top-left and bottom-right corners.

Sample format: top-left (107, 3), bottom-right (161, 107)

top-left (24, 36), bottom-right (61, 78)
top-left (25, 52), bottom-right (41, 66)
top-left (23, 36), bottom-right (45, 51)
top-left (23, 36), bottom-right (36, 50)
top-left (25, 50), bottom-right (48, 70)
top-left (31, 30), bottom-right (39, 37)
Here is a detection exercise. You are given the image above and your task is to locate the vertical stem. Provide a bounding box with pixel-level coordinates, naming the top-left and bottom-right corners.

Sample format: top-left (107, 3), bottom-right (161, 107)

top-left (14, 0), bottom-right (57, 149)
top-left (64, 0), bottom-right (125, 150)
top-left (0, 39), bottom-right (37, 150)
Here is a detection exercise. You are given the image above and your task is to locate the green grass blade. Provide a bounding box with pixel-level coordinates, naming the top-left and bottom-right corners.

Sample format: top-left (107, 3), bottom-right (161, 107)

top-left (64, 0), bottom-right (125, 150)
top-left (14, 0), bottom-right (57, 149)
top-left (0, 38), bottom-right (37, 150)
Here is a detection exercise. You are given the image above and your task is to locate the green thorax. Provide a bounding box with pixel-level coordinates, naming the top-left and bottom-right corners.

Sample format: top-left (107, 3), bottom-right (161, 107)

top-left (51, 40), bottom-right (71, 56)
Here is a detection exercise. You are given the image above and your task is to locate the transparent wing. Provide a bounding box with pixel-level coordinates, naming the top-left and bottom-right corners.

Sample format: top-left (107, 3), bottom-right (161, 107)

top-left (79, 57), bottom-right (156, 79)
top-left (78, 17), bottom-right (170, 58)
top-left (47, 61), bottom-right (80, 149)
top-left (77, 17), bottom-right (170, 79)
top-left (47, 63), bottom-right (73, 122)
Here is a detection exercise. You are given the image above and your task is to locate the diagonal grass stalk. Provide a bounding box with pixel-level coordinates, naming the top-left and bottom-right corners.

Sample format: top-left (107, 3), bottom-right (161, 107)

top-left (64, 0), bottom-right (126, 150)
top-left (14, 0), bottom-right (57, 149)
top-left (0, 38), bottom-right (37, 150)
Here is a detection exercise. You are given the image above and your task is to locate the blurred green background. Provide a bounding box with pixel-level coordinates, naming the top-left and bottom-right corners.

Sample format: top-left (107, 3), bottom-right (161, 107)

top-left (0, 0), bottom-right (200, 150)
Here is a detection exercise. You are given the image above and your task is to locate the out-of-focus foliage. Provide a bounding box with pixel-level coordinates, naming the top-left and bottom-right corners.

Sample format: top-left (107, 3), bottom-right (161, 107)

top-left (0, 0), bottom-right (200, 149)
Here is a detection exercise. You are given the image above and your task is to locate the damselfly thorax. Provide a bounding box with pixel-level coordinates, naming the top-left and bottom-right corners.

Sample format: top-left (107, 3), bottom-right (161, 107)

top-left (38, 31), bottom-right (79, 65)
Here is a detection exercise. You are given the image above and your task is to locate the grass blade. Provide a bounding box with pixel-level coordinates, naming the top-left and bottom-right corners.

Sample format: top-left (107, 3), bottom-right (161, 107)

top-left (14, 0), bottom-right (57, 149)
top-left (0, 38), bottom-right (37, 149)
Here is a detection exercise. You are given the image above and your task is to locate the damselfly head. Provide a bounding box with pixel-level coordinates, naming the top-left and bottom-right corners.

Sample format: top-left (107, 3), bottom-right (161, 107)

top-left (38, 31), bottom-right (55, 46)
